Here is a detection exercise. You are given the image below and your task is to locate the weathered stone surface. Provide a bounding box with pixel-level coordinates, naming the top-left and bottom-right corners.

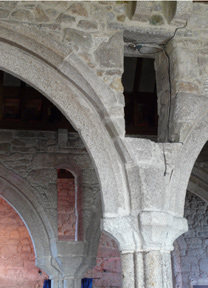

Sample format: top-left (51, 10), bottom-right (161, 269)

top-left (27, 169), bottom-right (57, 184)
top-left (11, 139), bottom-right (26, 147)
top-left (0, 8), bottom-right (9, 18)
top-left (117, 14), bottom-right (125, 22)
top-left (95, 33), bottom-right (123, 68)
top-left (77, 20), bottom-right (98, 30)
top-left (56, 13), bottom-right (75, 24)
top-left (46, 8), bottom-right (59, 19)
top-left (0, 131), bottom-right (13, 142)
top-left (132, 1), bottom-right (153, 22)
top-left (149, 14), bottom-right (164, 25)
top-left (0, 2), bottom-right (17, 9)
top-left (110, 77), bottom-right (123, 92)
top-left (12, 9), bottom-right (33, 21)
top-left (67, 3), bottom-right (88, 17)
top-left (0, 143), bottom-right (11, 154)
top-left (34, 5), bottom-right (49, 22)
top-left (64, 28), bottom-right (92, 49)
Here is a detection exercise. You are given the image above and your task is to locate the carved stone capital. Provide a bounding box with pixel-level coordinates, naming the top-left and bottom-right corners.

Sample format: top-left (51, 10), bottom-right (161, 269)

top-left (139, 211), bottom-right (188, 251)
top-left (101, 216), bottom-right (142, 252)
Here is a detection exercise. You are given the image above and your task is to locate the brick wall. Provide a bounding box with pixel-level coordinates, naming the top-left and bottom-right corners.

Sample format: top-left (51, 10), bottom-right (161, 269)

top-left (85, 233), bottom-right (122, 288)
top-left (0, 196), bottom-right (46, 288)
top-left (57, 178), bottom-right (76, 241)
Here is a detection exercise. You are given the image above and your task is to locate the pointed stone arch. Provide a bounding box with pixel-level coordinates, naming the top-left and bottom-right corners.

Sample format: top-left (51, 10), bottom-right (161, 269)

top-left (169, 111), bottom-right (208, 216)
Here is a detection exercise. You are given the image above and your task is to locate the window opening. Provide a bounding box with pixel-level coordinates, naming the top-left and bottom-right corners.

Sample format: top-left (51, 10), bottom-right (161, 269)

top-left (57, 169), bottom-right (83, 241)
top-left (122, 57), bottom-right (158, 136)
top-left (0, 70), bottom-right (75, 131)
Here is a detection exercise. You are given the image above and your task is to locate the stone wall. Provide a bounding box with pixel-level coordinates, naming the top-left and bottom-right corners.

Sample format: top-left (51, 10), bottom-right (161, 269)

top-left (0, 129), bottom-right (100, 242)
top-left (172, 192), bottom-right (208, 288)
top-left (0, 196), bottom-right (47, 288)
top-left (0, 1), bottom-right (126, 97)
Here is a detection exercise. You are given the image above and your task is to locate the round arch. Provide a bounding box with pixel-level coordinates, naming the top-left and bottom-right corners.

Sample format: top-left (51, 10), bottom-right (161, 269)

top-left (0, 22), bottom-right (130, 218)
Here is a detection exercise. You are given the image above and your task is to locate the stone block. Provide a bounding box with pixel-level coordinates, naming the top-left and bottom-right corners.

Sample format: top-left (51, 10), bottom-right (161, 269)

top-left (199, 258), bottom-right (208, 273)
top-left (0, 131), bottom-right (13, 142)
top-left (46, 8), bottom-right (59, 19)
top-left (58, 129), bottom-right (68, 147)
top-left (64, 28), bottom-right (92, 49)
top-left (12, 9), bottom-right (33, 21)
top-left (0, 8), bottom-right (9, 18)
top-left (34, 5), bottom-right (49, 22)
top-left (0, 143), bottom-right (11, 154)
top-left (185, 238), bottom-right (202, 247)
top-left (78, 20), bottom-right (98, 30)
top-left (56, 13), bottom-right (75, 23)
top-left (67, 3), bottom-right (88, 17)
top-left (95, 33), bottom-right (123, 68)
top-left (0, 2), bottom-right (17, 9)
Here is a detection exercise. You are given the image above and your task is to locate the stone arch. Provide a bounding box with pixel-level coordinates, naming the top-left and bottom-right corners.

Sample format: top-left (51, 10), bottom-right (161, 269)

top-left (169, 111), bottom-right (208, 216)
top-left (188, 166), bottom-right (208, 203)
top-left (0, 22), bottom-right (130, 218)
top-left (0, 163), bottom-right (57, 277)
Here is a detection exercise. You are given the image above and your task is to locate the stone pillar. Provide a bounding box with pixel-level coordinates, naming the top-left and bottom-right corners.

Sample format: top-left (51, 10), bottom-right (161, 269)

top-left (63, 276), bottom-right (81, 288)
top-left (121, 252), bottom-right (135, 287)
top-left (120, 250), bottom-right (173, 288)
top-left (102, 212), bottom-right (188, 288)
top-left (51, 277), bottom-right (61, 288)
top-left (141, 250), bottom-right (172, 288)
top-left (138, 211), bottom-right (188, 288)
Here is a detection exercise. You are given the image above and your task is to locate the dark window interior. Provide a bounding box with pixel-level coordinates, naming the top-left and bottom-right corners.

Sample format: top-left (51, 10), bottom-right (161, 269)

top-left (0, 71), bottom-right (75, 131)
top-left (122, 57), bottom-right (158, 136)
top-left (1, 64), bottom-right (158, 135)
top-left (57, 169), bottom-right (74, 179)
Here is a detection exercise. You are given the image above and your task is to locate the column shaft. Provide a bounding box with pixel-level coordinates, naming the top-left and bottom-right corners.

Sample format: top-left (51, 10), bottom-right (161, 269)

top-left (121, 252), bottom-right (135, 288)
